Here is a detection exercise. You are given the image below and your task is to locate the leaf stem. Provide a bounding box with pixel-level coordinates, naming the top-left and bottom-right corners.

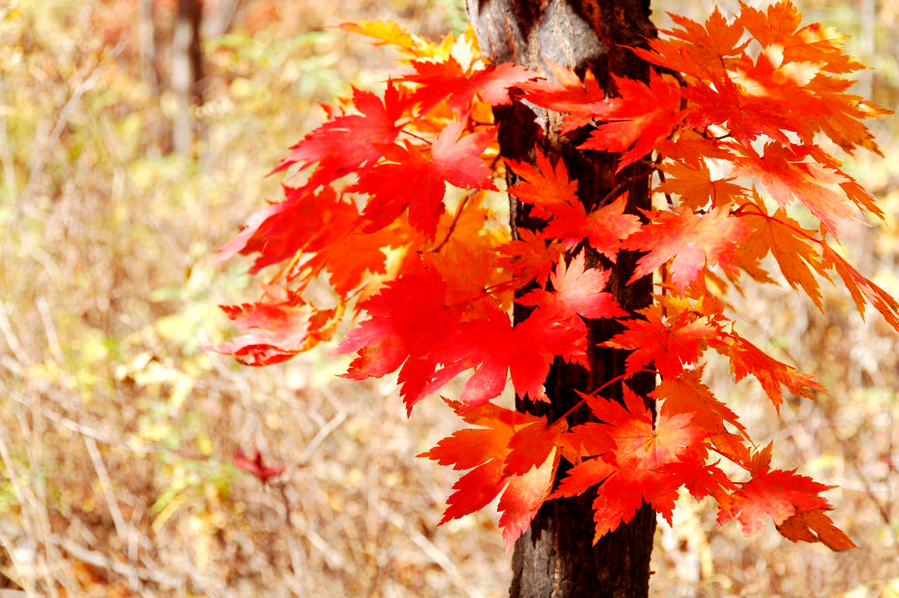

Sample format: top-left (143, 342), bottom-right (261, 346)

top-left (432, 190), bottom-right (478, 252)
top-left (553, 368), bottom-right (658, 424)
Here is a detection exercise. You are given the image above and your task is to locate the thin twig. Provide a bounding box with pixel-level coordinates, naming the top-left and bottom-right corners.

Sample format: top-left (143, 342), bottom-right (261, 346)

top-left (22, 40), bottom-right (126, 201)
top-left (83, 436), bottom-right (139, 591)
top-left (0, 301), bottom-right (27, 363)
top-left (298, 410), bottom-right (348, 465)
top-left (432, 190), bottom-right (478, 253)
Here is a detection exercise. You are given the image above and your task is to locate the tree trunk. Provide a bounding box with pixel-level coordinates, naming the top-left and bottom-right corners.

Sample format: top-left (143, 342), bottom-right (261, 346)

top-left (171, 0), bottom-right (204, 155)
top-left (465, 2), bottom-right (658, 596)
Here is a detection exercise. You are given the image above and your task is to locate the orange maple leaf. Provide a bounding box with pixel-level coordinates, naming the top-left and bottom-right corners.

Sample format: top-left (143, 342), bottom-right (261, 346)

top-left (656, 159), bottom-right (745, 211)
top-left (822, 242), bottom-right (899, 331)
top-left (603, 304), bottom-right (720, 379)
top-left (775, 508), bottom-right (856, 550)
top-left (630, 6), bottom-right (746, 81)
top-left (736, 199), bottom-right (827, 309)
top-left (624, 206), bottom-right (752, 292)
top-left (652, 366), bottom-right (747, 438)
top-left (713, 331), bottom-right (822, 412)
top-left (419, 399), bottom-right (565, 550)
top-left (506, 149), bottom-right (579, 216)
top-left (730, 142), bottom-right (859, 236)
top-left (541, 194), bottom-right (641, 262)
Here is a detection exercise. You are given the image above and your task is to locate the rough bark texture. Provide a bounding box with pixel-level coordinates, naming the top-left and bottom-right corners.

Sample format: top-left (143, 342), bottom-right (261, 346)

top-left (465, 2), bottom-right (658, 596)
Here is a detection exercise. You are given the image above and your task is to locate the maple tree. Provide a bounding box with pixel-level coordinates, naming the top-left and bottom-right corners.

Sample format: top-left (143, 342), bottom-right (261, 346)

top-left (212, 2), bottom-right (896, 595)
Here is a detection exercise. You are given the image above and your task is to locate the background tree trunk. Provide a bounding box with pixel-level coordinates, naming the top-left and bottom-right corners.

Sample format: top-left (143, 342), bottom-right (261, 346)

top-left (465, 2), bottom-right (658, 596)
top-left (171, 0), bottom-right (204, 155)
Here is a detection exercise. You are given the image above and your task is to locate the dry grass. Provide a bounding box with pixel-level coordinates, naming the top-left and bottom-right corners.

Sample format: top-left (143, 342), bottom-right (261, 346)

top-left (0, 1), bottom-right (896, 596)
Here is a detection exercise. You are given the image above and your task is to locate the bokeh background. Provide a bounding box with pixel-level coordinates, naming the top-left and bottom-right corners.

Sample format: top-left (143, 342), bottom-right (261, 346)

top-left (0, 0), bottom-right (897, 596)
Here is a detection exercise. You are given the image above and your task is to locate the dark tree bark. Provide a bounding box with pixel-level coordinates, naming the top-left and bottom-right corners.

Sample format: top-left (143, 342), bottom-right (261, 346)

top-left (465, 2), bottom-right (658, 596)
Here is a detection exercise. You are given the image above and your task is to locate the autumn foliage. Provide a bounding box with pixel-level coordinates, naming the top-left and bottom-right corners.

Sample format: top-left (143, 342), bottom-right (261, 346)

top-left (213, 2), bottom-right (896, 552)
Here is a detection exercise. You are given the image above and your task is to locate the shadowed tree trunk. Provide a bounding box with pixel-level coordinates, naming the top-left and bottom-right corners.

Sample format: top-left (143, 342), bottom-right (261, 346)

top-left (465, 2), bottom-right (658, 596)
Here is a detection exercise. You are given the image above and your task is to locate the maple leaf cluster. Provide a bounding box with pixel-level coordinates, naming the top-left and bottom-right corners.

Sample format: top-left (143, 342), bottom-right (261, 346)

top-left (212, 2), bottom-right (896, 551)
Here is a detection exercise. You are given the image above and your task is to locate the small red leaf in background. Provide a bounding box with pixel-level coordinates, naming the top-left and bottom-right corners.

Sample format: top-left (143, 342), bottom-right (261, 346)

top-left (234, 448), bottom-right (286, 484)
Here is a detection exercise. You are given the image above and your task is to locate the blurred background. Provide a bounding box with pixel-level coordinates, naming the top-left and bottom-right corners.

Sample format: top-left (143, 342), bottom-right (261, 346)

top-left (0, 0), bottom-right (896, 596)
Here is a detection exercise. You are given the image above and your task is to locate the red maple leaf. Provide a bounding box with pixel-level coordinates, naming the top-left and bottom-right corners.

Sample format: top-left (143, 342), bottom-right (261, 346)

top-left (496, 229), bottom-right (566, 289)
top-left (717, 466), bottom-right (832, 535)
top-left (402, 58), bottom-right (535, 115)
top-left (518, 250), bottom-right (626, 320)
top-left (623, 206), bottom-right (752, 292)
top-left (429, 307), bottom-right (587, 407)
top-left (354, 120), bottom-right (497, 237)
top-left (210, 285), bottom-right (341, 366)
top-left (270, 82), bottom-right (409, 185)
top-left (214, 185), bottom-right (356, 274)
top-left (516, 63), bottom-right (607, 134)
top-left (682, 75), bottom-right (796, 146)
top-left (579, 70), bottom-right (685, 170)
top-left (541, 194), bottom-right (641, 262)
top-left (337, 267), bottom-right (463, 413)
